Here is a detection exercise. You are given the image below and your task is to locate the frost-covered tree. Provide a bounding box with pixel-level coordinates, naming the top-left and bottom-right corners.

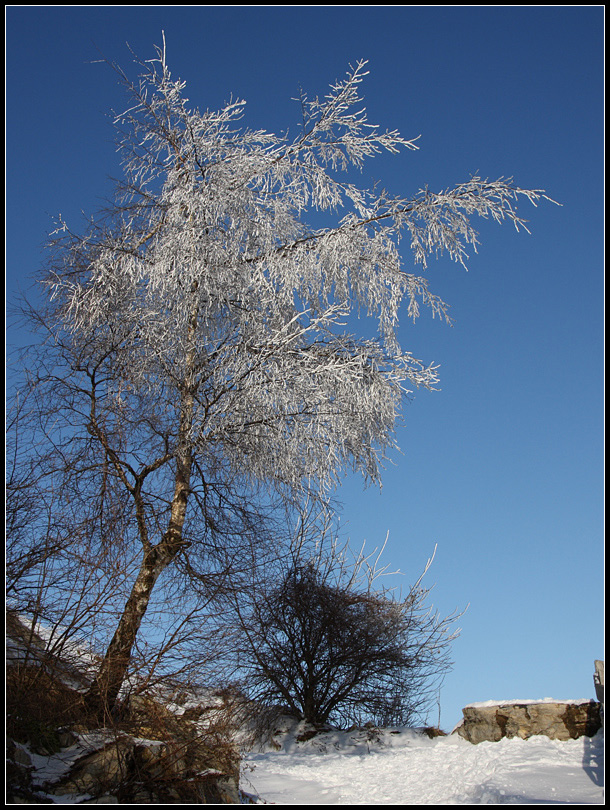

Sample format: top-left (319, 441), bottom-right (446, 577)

top-left (17, 38), bottom-right (553, 717)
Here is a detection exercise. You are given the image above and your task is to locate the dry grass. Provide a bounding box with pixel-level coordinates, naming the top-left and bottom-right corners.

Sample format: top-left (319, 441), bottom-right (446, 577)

top-left (7, 611), bottom-right (242, 802)
top-left (6, 664), bottom-right (89, 753)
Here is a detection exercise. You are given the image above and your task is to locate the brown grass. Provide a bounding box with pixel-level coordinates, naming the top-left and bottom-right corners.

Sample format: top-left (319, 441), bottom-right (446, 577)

top-left (6, 664), bottom-right (89, 753)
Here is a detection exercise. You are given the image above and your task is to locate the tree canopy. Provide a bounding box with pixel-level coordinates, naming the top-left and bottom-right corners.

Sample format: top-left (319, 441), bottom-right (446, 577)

top-left (10, 38), bottom-right (553, 716)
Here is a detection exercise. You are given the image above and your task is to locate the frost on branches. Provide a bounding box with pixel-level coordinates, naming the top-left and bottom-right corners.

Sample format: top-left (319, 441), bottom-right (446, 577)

top-left (30, 40), bottom-right (554, 715)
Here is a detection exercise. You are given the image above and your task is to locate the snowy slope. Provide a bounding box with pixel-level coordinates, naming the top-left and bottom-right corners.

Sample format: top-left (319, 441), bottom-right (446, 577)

top-left (241, 723), bottom-right (604, 805)
top-left (7, 616), bottom-right (604, 804)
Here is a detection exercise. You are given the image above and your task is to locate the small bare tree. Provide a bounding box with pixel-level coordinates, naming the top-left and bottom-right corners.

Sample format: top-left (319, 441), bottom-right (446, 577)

top-left (232, 515), bottom-right (463, 729)
top-left (13, 36), bottom-right (552, 718)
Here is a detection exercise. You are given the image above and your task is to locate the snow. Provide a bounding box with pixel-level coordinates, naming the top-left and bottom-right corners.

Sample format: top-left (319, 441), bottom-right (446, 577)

top-left (240, 722), bottom-right (604, 805)
top-left (27, 731), bottom-right (123, 792)
top-left (14, 715), bottom-right (604, 805)
top-left (465, 697), bottom-right (596, 708)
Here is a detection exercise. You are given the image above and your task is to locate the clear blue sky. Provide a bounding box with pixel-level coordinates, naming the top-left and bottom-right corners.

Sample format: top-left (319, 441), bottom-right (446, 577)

top-left (6, 6), bottom-right (604, 731)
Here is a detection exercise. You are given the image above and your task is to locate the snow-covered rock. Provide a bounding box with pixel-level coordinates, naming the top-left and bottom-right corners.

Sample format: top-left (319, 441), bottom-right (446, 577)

top-left (457, 698), bottom-right (602, 744)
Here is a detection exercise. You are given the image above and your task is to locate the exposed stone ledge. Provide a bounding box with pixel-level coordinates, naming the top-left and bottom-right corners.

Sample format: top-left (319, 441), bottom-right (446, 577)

top-left (456, 699), bottom-right (602, 745)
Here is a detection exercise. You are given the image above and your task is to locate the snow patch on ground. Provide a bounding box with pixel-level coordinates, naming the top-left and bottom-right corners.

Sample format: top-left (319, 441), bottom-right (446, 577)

top-left (241, 723), bottom-right (604, 805)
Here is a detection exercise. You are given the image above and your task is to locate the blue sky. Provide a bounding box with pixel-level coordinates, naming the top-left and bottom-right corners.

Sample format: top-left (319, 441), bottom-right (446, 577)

top-left (6, 6), bottom-right (604, 730)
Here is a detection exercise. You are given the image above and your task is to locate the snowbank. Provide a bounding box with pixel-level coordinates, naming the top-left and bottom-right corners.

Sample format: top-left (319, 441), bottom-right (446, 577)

top-left (242, 723), bottom-right (604, 805)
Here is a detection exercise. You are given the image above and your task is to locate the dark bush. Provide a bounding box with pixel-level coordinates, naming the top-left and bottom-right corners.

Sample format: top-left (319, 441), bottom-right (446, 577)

top-left (238, 545), bottom-right (463, 728)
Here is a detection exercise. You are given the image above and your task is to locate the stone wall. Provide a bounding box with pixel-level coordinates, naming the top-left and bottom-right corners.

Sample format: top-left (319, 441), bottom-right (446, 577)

top-left (456, 699), bottom-right (602, 745)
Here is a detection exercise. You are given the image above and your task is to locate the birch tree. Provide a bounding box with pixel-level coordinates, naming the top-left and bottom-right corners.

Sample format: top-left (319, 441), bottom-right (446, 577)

top-left (20, 38), bottom-right (553, 718)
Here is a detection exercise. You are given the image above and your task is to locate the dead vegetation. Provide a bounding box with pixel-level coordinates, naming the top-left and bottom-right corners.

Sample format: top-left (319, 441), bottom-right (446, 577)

top-left (6, 611), bottom-right (243, 803)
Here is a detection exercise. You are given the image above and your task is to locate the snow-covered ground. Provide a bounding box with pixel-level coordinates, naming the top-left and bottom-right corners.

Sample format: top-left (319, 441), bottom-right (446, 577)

top-left (241, 721), bottom-right (604, 805)
top-left (7, 616), bottom-right (604, 804)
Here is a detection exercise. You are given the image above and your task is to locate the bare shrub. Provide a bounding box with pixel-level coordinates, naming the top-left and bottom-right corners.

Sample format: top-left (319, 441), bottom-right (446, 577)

top-left (232, 510), bottom-right (465, 729)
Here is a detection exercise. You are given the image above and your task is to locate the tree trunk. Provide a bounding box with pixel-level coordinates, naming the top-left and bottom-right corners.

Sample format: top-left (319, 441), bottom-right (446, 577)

top-left (83, 543), bottom-right (175, 719)
top-left (84, 298), bottom-right (199, 721)
top-left (84, 445), bottom-right (194, 718)
top-left (84, 415), bottom-right (195, 720)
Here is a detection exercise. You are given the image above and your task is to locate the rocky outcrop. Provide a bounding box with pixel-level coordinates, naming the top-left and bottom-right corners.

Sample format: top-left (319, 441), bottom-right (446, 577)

top-left (594, 660), bottom-right (604, 705)
top-left (7, 727), bottom-right (241, 804)
top-left (456, 700), bottom-right (602, 745)
top-left (47, 733), bottom-right (240, 803)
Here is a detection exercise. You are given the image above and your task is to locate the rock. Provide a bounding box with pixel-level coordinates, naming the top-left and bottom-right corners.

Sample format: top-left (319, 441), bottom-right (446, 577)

top-left (39, 728), bottom-right (241, 803)
top-left (51, 736), bottom-right (135, 796)
top-left (422, 726), bottom-right (447, 739)
top-left (6, 738), bottom-right (39, 803)
top-left (457, 700), bottom-right (603, 744)
top-left (7, 738), bottom-right (33, 769)
top-left (594, 660), bottom-right (604, 705)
